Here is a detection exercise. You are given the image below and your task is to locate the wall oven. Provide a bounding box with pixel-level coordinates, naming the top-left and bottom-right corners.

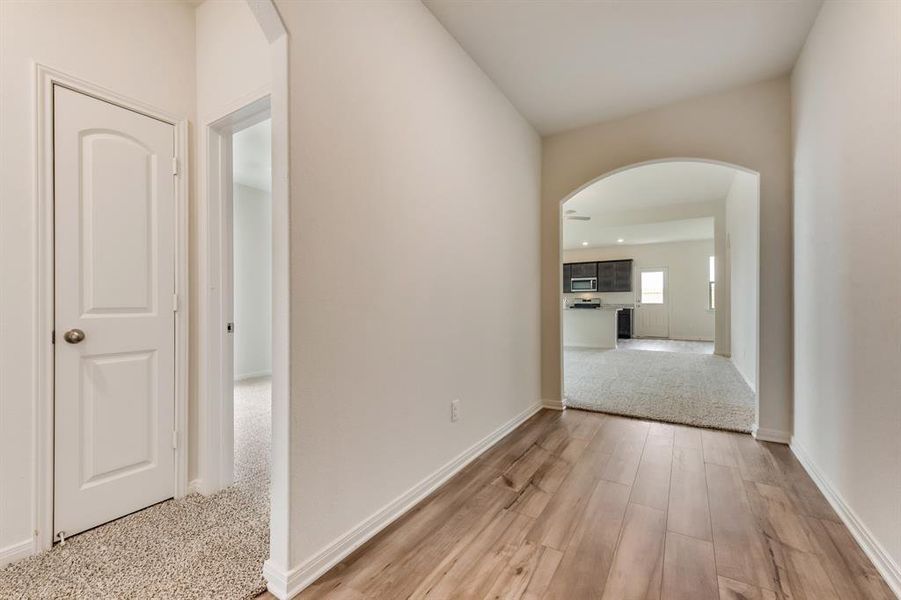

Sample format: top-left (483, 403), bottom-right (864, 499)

top-left (571, 277), bottom-right (597, 292)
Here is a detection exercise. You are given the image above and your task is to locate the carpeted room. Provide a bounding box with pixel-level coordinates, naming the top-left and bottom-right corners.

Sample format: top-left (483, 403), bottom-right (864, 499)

top-left (560, 161), bottom-right (759, 432)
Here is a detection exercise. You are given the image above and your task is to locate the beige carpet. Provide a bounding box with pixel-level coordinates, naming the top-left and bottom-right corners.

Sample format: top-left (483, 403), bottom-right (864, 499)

top-left (0, 377), bottom-right (271, 600)
top-left (564, 347), bottom-right (755, 432)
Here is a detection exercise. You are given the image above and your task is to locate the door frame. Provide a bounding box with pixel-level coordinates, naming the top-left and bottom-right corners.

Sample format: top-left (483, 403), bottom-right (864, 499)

top-left (199, 92), bottom-right (271, 494)
top-left (33, 64), bottom-right (190, 553)
top-left (635, 265), bottom-right (671, 339)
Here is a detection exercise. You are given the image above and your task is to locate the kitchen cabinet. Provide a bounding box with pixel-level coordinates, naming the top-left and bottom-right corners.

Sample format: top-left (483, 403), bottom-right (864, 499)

top-left (570, 262), bottom-right (598, 279)
top-left (596, 261), bottom-right (616, 291)
top-left (562, 259), bottom-right (633, 293)
top-left (613, 260), bottom-right (633, 292)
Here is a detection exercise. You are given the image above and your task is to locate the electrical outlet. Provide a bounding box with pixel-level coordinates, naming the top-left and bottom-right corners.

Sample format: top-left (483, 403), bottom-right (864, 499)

top-left (451, 399), bottom-right (460, 422)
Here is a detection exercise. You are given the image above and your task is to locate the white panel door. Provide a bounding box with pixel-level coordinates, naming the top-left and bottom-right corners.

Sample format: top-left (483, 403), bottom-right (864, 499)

top-left (54, 86), bottom-right (176, 539)
top-left (636, 267), bottom-right (670, 338)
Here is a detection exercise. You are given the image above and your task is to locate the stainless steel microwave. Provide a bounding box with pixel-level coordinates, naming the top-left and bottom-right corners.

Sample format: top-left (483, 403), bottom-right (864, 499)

top-left (571, 277), bottom-right (597, 292)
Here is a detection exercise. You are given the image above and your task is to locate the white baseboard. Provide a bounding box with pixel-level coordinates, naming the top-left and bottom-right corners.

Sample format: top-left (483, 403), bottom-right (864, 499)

top-left (0, 539), bottom-right (34, 567)
top-left (234, 370), bottom-right (272, 382)
top-left (262, 401), bottom-right (544, 599)
top-left (542, 399), bottom-right (566, 411)
top-left (188, 479), bottom-right (204, 495)
top-left (790, 439), bottom-right (901, 598)
top-left (751, 425), bottom-right (791, 444)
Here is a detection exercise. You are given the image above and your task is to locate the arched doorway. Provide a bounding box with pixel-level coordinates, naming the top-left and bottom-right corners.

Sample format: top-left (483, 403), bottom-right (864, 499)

top-left (558, 158), bottom-right (760, 432)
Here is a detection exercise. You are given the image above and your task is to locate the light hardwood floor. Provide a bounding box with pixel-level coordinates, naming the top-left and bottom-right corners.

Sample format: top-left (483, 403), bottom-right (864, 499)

top-left (258, 409), bottom-right (893, 599)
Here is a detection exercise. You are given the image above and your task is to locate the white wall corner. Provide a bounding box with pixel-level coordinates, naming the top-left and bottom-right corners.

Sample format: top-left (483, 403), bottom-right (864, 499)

top-left (0, 539), bottom-right (34, 568)
top-left (751, 426), bottom-right (790, 444)
top-left (731, 355), bottom-right (756, 393)
top-left (263, 401), bottom-right (543, 599)
top-left (790, 439), bottom-right (901, 598)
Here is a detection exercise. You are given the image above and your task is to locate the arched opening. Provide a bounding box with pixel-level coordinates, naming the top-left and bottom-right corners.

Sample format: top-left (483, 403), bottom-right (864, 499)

top-left (559, 158), bottom-right (760, 433)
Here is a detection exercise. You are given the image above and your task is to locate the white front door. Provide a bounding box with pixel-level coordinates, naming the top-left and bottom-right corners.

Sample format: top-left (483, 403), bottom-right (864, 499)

top-left (54, 86), bottom-right (176, 539)
top-left (636, 267), bottom-right (670, 338)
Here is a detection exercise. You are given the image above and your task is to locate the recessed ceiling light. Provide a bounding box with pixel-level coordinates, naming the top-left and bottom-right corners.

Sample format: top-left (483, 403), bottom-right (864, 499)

top-left (581, 241), bottom-right (588, 246)
top-left (617, 238), bottom-right (624, 243)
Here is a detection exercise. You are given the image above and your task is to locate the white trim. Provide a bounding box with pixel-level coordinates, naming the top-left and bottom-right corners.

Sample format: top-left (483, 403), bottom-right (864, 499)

top-left (33, 63), bottom-right (190, 555)
top-left (198, 92), bottom-right (271, 496)
top-left (0, 540), bottom-right (34, 568)
top-left (751, 426), bottom-right (791, 444)
top-left (262, 402), bottom-right (544, 599)
top-left (265, 31), bottom-right (293, 579)
top-left (235, 370), bottom-right (273, 382)
top-left (542, 400), bottom-right (566, 411)
top-left (790, 439), bottom-right (901, 598)
top-left (188, 479), bottom-right (204, 495)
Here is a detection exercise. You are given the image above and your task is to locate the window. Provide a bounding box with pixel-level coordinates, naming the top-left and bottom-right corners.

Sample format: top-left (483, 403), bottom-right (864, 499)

top-left (640, 270), bottom-right (664, 304)
top-left (708, 256), bottom-right (716, 310)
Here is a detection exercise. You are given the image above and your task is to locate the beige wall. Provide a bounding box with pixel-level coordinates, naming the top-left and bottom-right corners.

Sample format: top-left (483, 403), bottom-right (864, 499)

top-left (563, 240), bottom-right (716, 341)
top-left (792, 0), bottom-right (901, 589)
top-left (726, 171), bottom-right (759, 391)
top-left (275, 0), bottom-right (542, 572)
top-left (0, 0), bottom-right (196, 559)
top-left (541, 78), bottom-right (792, 438)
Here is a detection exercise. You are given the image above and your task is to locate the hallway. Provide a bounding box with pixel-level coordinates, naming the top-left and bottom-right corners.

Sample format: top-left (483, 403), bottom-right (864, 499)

top-left (270, 409), bottom-right (893, 599)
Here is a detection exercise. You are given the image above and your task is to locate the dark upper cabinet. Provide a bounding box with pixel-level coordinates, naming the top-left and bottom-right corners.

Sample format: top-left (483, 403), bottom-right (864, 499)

top-left (596, 261), bottom-right (616, 291)
top-left (563, 259), bottom-right (633, 293)
top-left (570, 262), bottom-right (597, 279)
top-left (613, 259), bottom-right (633, 292)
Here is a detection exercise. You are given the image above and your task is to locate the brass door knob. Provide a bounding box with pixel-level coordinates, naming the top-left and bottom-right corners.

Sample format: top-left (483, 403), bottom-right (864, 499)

top-left (63, 329), bottom-right (86, 344)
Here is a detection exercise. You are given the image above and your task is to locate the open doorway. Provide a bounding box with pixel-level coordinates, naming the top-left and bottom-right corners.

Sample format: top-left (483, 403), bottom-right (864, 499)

top-left (560, 160), bottom-right (760, 432)
top-left (231, 118), bottom-right (273, 490)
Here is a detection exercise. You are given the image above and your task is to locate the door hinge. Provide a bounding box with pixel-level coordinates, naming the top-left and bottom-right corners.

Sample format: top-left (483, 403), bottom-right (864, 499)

top-left (172, 157), bottom-right (178, 176)
top-left (51, 330), bottom-right (55, 344)
top-left (172, 430), bottom-right (178, 450)
top-left (172, 293), bottom-right (179, 313)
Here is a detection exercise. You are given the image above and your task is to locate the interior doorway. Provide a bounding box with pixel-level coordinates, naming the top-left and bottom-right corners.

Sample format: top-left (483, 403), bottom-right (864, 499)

top-left (203, 96), bottom-right (272, 491)
top-left (231, 118), bottom-right (273, 488)
top-left (559, 159), bottom-right (760, 433)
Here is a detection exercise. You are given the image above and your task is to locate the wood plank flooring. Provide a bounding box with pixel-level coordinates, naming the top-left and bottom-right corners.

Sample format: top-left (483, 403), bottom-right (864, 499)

top-left (258, 409), bottom-right (894, 600)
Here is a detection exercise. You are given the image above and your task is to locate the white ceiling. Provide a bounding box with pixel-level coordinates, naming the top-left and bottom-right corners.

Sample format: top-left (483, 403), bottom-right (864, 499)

top-left (564, 217), bottom-right (714, 250)
top-left (562, 161), bottom-right (739, 250)
top-left (233, 118), bottom-right (271, 192)
top-left (424, 0), bottom-right (823, 134)
top-left (566, 161), bottom-right (737, 215)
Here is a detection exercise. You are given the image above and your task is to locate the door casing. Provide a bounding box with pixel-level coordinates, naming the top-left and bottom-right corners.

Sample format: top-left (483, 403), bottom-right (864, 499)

top-left (34, 64), bottom-right (189, 553)
top-left (199, 93), bottom-right (271, 494)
